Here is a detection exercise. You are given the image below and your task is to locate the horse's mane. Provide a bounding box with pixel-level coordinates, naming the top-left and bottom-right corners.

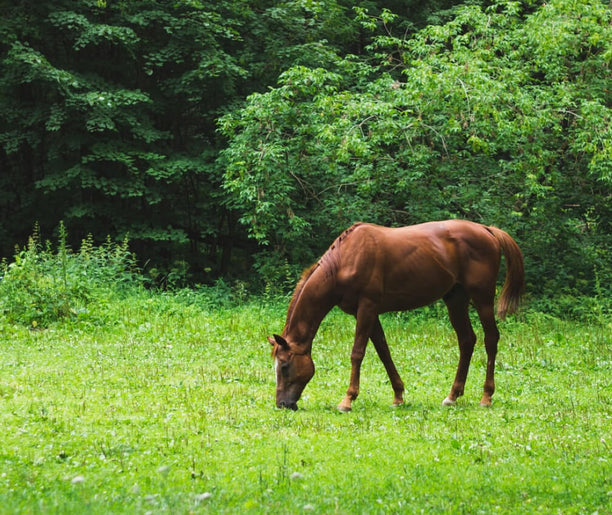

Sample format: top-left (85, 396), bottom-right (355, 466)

top-left (283, 223), bottom-right (363, 330)
top-left (284, 262), bottom-right (319, 328)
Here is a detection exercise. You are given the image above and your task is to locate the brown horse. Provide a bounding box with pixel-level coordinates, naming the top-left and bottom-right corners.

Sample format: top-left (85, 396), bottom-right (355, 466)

top-left (268, 220), bottom-right (524, 411)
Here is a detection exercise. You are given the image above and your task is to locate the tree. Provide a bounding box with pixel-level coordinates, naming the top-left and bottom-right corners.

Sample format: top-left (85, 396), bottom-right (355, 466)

top-left (0, 1), bottom-right (248, 279)
top-left (220, 0), bottom-right (612, 298)
top-left (0, 0), bottom-right (376, 281)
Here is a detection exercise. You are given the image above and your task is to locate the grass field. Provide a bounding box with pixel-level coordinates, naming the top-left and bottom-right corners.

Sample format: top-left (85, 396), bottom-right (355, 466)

top-left (0, 292), bottom-right (610, 514)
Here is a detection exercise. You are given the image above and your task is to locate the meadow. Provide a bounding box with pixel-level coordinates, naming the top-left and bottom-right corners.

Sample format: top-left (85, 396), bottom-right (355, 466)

top-left (0, 291), bottom-right (610, 514)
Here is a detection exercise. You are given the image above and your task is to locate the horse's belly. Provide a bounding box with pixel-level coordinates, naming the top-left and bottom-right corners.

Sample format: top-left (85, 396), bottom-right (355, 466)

top-left (378, 285), bottom-right (452, 313)
top-left (337, 278), bottom-right (453, 315)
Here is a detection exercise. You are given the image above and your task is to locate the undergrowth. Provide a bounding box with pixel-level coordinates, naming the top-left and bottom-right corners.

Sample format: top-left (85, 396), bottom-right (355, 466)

top-left (0, 223), bottom-right (142, 327)
top-left (0, 225), bottom-right (610, 329)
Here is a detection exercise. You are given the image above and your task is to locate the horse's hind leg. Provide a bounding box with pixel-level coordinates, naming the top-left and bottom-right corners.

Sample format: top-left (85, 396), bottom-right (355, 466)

top-left (443, 286), bottom-right (476, 406)
top-left (473, 298), bottom-right (500, 407)
top-left (370, 317), bottom-right (405, 407)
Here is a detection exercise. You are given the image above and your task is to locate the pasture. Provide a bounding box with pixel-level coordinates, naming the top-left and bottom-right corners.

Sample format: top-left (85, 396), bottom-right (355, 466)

top-left (0, 293), bottom-right (610, 514)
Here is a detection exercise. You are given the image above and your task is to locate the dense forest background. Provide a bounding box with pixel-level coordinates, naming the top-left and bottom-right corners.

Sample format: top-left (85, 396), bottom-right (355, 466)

top-left (1, 0), bottom-right (610, 307)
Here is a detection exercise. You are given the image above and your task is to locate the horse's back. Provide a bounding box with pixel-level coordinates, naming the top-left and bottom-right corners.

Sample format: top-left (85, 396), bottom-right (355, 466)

top-left (341, 220), bottom-right (499, 267)
top-left (333, 220), bottom-right (502, 312)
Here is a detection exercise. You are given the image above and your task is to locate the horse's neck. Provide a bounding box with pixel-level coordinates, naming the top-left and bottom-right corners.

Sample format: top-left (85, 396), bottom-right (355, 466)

top-left (285, 269), bottom-right (336, 351)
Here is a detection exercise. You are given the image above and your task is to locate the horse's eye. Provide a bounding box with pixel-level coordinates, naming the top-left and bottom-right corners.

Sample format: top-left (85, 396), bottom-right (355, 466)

top-left (280, 361), bottom-right (291, 376)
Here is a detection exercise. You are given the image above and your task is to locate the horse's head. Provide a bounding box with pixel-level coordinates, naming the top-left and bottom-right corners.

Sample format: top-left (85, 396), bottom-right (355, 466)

top-left (268, 334), bottom-right (314, 410)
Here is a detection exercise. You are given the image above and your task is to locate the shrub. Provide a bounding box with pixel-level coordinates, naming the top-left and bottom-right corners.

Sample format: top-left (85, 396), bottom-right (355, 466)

top-left (0, 223), bottom-right (143, 327)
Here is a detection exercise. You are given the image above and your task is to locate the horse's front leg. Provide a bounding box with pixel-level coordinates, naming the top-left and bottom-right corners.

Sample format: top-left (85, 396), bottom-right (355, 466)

top-left (338, 304), bottom-right (376, 412)
top-left (370, 317), bottom-right (405, 407)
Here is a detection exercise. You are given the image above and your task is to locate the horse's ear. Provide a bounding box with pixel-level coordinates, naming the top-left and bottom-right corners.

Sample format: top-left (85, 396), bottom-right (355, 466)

top-left (272, 334), bottom-right (289, 349)
top-left (267, 336), bottom-right (276, 347)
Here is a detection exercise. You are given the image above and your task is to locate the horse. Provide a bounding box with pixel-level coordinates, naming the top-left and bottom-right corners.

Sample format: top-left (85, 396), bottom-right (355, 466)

top-left (268, 220), bottom-right (525, 411)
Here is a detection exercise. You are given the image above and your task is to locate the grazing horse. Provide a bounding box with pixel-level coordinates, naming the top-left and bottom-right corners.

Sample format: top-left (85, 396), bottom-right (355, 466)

top-left (268, 220), bottom-right (524, 411)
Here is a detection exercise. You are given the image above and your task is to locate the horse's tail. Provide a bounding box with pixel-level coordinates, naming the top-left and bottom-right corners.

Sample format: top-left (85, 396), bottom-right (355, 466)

top-left (487, 226), bottom-right (525, 320)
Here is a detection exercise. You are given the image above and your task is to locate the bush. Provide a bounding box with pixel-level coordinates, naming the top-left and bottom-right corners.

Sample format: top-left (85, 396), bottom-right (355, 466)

top-left (0, 223), bottom-right (143, 327)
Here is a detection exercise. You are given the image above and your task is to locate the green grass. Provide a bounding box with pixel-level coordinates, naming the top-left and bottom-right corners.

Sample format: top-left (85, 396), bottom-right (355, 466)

top-left (0, 293), bottom-right (610, 514)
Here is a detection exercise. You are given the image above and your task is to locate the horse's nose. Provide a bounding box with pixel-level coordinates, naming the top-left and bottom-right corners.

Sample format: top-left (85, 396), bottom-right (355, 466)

top-left (278, 400), bottom-right (298, 411)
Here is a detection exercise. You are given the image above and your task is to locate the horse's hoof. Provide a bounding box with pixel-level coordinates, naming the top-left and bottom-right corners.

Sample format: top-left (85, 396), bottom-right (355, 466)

top-left (442, 397), bottom-right (456, 407)
top-left (479, 400), bottom-right (492, 408)
top-left (392, 401), bottom-right (404, 408)
top-left (337, 404), bottom-right (352, 413)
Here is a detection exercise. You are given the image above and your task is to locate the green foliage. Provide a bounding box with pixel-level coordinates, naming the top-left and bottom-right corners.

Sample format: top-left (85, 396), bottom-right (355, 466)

top-left (220, 0), bottom-right (612, 297)
top-left (0, 223), bottom-right (142, 327)
top-left (0, 1), bottom-right (253, 279)
top-left (1, 0), bottom-right (610, 304)
top-left (0, 0), bottom-right (400, 281)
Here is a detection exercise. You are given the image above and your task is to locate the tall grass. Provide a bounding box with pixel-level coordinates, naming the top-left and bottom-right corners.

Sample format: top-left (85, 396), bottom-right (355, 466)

top-left (0, 292), bottom-right (610, 513)
top-left (0, 223), bottom-right (141, 327)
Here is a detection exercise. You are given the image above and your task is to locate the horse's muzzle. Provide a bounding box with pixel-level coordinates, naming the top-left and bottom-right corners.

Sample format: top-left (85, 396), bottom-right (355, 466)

top-left (277, 400), bottom-right (298, 411)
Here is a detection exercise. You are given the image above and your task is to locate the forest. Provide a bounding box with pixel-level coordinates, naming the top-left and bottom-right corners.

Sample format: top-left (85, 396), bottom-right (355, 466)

top-left (1, 0), bottom-right (611, 312)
